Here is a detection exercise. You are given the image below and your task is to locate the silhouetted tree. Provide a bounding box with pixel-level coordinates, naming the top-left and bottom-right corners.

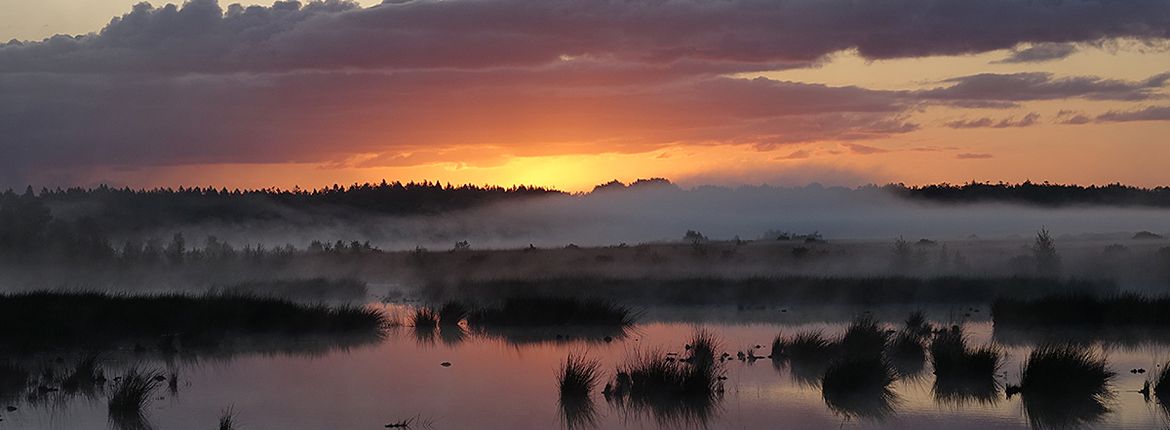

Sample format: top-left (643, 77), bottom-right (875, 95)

top-left (1032, 228), bottom-right (1061, 277)
top-left (165, 233), bottom-right (186, 265)
top-left (891, 236), bottom-right (913, 274)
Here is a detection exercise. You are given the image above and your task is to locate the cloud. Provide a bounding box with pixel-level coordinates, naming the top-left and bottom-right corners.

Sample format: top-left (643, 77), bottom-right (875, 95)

top-left (842, 143), bottom-right (889, 155)
top-left (916, 73), bottom-right (1170, 104)
top-left (955, 153), bottom-right (994, 160)
top-left (3, 0), bottom-right (1169, 74)
top-left (1054, 110), bottom-right (1093, 125)
top-left (1095, 105), bottom-right (1170, 123)
top-left (994, 43), bottom-right (1077, 64)
top-left (1, 0), bottom-right (1169, 186)
top-left (774, 150), bottom-right (811, 160)
top-left (945, 113), bottom-right (1041, 129)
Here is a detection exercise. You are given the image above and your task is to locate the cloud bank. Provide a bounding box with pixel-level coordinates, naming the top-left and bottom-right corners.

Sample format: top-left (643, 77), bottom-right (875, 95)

top-left (1, 0), bottom-right (1169, 187)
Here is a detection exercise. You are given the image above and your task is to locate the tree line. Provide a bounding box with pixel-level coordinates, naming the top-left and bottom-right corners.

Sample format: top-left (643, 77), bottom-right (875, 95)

top-left (882, 181), bottom-right (1170, 207)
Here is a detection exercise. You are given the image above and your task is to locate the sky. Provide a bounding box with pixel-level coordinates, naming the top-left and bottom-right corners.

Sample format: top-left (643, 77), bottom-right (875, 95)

top-left (1, 0), bottom-right (1168, 192)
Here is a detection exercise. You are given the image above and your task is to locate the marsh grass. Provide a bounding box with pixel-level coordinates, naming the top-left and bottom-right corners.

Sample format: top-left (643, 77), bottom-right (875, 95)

top-left (0, 361), bottom-right (28, 403)
top-left (0, 292), bottom-right (386, 352)
top-left (904, 311), bottom-right (933, 335)
top-left (771, 331), bottom-right (838, 386)
top-left (108, 367), bottom-right (164, 430)
top-left (558, 354), bottom-right (602, 398)
top-left (686, 329), bottom-right (719, 369)
top-left (606, 330), bottom-right (724, 426)
top-left (61, 353), bottom-right (105, 398)
top-left (218, 277), bottom-right (368, 302)
top-left (929, 328), bottom-right (1002, 379)
top-left (1154, 361), bottom-right (1170, 402)
top-left (468, 296), bottom-right (635, 327)
top-left (927, 327), bottom-right (1003, 405)
top-left (555, 354), bottom-right (601, 430)
top-left (839, 316), bottom-right (890, 358)
top-left (820, 355), bottom-right (898, 420)
top-left (1017, 344), bottom-right (1115, 429)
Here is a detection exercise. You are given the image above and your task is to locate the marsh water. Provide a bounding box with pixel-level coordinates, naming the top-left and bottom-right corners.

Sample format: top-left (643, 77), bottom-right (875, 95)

top-left (4, 304), bottom-right (1170, 430)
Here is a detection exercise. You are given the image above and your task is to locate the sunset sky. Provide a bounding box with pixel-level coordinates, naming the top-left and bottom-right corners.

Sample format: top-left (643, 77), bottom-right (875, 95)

top-left (1, 0), bottom-right (1168, 192)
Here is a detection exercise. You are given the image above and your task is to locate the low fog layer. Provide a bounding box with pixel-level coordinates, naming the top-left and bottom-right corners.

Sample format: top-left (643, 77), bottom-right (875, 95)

top-left (139, 185), bottom-right (1170, 251)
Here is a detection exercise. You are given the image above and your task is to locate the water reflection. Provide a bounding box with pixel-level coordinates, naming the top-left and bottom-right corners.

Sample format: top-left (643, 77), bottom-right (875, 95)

top-left (7, 318), bottom-right (1170, 429)
top-left (471, 325), bottom-right (630, 346)
top-left (559, 394), bottom-right (600, 430)
top-left (820, 356), bottom-right (900, 421)
top-left (1015, 344), bottom-right (1116, 429)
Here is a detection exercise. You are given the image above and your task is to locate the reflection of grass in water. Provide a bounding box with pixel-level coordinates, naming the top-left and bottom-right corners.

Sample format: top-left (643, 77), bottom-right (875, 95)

top-left (558, 354), bottom-right (601, 430)
top-left (771, 331), bottom-right (837, 387)
top-left (820, 355), bottom-right (899, 421)
top-left (411, 325), bottom-right (437, 346)
top-left (1017, 344), bottom-right (1115, 430)
top-left (470, 325), bottom-right (630, 346)
top-left (468, 296), bottom-right (635, 327)
top-left (218, 406), bottom-right (237, 430)
top-left (928, 327), bottom-right (1002, 406)
top-left (437, 301), bottom-right (470, 326)
top-left (559, 394), bottom-right (599, 430)
top-left (440, 276), bottom-right (1111, 306)
top-left (0, 361), bottom-right (29, 403)
top-left (1155, 361), bottom-right (1170, 402)
top-left (410, 307), bottom-right (439, 328)
top-left (108, 367), bottom-right (164, 430)
top-left (61, 353), bottom-right (106, 399)
top-left (993, 294), bottom-right (1170, 327)
top-left (605, 330), bottom-right (724, 427)
top-left (888, 331), bottom-right (927, 380)
top-left (438, 325), bottom-right (468, 346)
top-left (0, 292), bottom-right (387, 353)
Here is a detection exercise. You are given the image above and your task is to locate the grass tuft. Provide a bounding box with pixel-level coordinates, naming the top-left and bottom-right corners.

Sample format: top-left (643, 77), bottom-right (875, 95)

top-left (108, 367), bottom-right (164, 429)
top-left (839, 316), bottom-right (890, 358)
top-left (771, 330), bottom-right (838, 386)
top-left (558, 354), bottom-right (602, 398)
top-left (606, 331), bottom-right (724, 426)
top-left (1017, 344), bottom-right (1115, 429)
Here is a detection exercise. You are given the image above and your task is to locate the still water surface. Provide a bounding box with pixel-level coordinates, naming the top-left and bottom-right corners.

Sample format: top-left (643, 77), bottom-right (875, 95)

top-left (5, 306), bottom-right (1170, 430)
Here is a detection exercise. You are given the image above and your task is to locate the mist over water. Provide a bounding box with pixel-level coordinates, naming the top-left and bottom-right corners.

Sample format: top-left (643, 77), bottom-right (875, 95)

top-left (135, 185), bottom-right (1170, 251)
